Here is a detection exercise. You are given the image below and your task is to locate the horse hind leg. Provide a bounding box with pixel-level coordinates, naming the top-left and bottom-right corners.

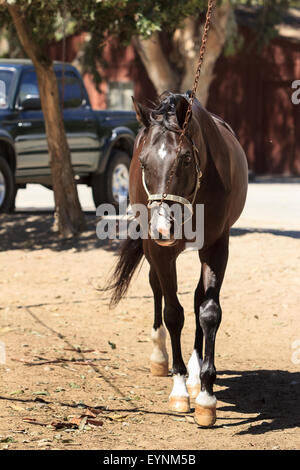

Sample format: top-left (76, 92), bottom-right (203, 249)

top-left (149, 267), bottom-right (169, 376)
top-left (169, 373), bottom-right (190, 413)
top-left (187, 272), bottom-right (204, 399)
top-left (150, 325), bottom-right (169, 376)
top-left (187, 350), bottom-right (202, 399)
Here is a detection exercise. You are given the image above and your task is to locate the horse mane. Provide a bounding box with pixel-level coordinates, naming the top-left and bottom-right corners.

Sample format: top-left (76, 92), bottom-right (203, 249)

top-left (148, 91), bottom-right (232, 192)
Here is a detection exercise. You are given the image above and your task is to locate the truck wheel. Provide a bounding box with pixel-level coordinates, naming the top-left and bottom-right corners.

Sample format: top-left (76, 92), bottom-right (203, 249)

top-left (0, 155), bottom-right (16, 213)
top-left (92, 150), bottom-right (131, 213)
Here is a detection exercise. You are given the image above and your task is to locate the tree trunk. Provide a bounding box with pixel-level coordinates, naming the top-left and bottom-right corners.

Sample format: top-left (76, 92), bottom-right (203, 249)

top-left (134, 2), bottom-right (234, 107)
top-left (8, 4), bottom-right (85, 238)
top-left (132, 33), bottom-right (179, 95)
top-left (35, 63), bottom-right (86, 236)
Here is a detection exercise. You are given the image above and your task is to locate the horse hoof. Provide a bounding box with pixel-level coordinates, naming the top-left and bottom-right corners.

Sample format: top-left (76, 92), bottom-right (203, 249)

top-left (150, 361), bottom-right (169, 377)
top-left (194, 404), bottom-right (216, 427)
top-left (186, 383), bottom-right (201, 399)
top-left (169, 396), bottom-right (190, 413)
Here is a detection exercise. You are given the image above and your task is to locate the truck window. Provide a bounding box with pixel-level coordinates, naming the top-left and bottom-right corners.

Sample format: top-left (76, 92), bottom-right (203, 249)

top-left (107, 81), bottom-right (134, 110)
top-left (0, 69), bottom-right (14, 108)
top-left (16, 67), bottom-right (83, 109)
top-left (16, 69), bottom-right (40, 106)
top-left (56, 70), bottom-right (83, 108)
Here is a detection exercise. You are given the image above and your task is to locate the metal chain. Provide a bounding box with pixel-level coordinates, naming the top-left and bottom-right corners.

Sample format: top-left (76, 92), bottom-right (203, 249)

top-left (161, 0), bottom-right (215, 203)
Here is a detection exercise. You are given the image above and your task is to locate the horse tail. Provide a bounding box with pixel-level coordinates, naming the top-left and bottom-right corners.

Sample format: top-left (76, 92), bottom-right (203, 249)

top-left (106, 237), bottom-right (144, 309)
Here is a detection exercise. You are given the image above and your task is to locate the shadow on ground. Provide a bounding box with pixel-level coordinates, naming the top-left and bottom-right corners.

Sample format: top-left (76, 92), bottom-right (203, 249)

top-left (251, 176), bottom-right (300, 184)
top-left (1, 212), bottom-right (299, 252)
top-left (0, 212), bottom-right (120, 252)
top-left (216, 369), bottom-right (300, 434)
top-left (231, 227), bottom-right (300, 239)
top-left (0, 369), bottom-right (298, 435)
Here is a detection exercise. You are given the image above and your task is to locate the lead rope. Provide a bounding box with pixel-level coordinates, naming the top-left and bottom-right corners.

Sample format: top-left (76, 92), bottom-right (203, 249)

top-left (160, 0), bottom-right (215, 205)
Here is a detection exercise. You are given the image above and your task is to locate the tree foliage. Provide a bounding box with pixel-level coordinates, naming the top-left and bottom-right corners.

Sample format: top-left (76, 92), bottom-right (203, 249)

top-left (0, 0), bottom-right (86, 237)
top-left (1, 1), bottom-right (292, 87)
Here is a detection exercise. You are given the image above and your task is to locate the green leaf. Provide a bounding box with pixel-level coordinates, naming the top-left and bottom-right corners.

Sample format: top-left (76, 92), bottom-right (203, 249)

top-left (0, 436), bottom-right (16, 443)
top-left (68, 382), bottom-right (80, 389)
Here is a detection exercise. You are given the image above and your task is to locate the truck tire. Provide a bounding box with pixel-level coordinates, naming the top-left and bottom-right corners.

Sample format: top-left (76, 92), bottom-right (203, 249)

top-left (92, 150), bottom-right (131, 213)
top-left (0, 155), bottom-right (16, 213)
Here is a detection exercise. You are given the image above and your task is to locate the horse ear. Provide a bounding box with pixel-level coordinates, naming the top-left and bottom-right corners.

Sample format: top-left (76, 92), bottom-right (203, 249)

top-left (199, 107), bottom-right (231, 193)
top-left (132, 96), bottom-right (151, 128)
top-left (176, 96), bottom-right (191, 129)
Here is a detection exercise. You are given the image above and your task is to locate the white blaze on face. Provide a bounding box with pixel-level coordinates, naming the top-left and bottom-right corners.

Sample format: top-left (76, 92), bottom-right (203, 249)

top-left (158, 143), bottom-right (167, 160)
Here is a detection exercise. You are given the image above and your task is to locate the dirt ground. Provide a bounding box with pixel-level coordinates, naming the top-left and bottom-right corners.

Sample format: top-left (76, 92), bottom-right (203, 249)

top-left (0, 213), bottom-right (299, 450)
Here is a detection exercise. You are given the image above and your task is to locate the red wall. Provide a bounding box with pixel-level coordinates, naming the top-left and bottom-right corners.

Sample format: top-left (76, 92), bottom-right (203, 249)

top-left (48, 28), bottom-right (300, 175)
top-left (207, 27), bottom-right (300, 175)
top-left (47, 33), bottom-right (156, 109)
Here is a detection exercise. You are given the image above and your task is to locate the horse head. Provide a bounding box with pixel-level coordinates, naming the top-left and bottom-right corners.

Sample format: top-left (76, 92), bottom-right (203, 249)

top-left (132, 92), bottom-right (205, 246)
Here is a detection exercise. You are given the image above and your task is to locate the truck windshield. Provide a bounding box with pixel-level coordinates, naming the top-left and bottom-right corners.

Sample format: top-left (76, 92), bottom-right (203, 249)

top-left (0, 70), bottom-right (14, 108)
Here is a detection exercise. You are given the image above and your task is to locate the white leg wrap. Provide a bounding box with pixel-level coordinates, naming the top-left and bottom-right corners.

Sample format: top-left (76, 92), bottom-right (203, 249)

top-left (186, 349), bottom-right (202, 388)
top-left (169, 374), bottom-right (189, 398)
top-left (195, 390), bottom-right (217, 408)
top-left (150, 325), bottom-right (168, 364)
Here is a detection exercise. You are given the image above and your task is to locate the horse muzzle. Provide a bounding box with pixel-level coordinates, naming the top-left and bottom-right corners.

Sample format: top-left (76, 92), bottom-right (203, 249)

top-left (149, 203), bottom-right (177, 246)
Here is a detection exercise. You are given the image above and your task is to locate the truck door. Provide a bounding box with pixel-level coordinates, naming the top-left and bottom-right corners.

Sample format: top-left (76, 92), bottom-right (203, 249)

top-left (56, 69), bottom-right (100, 175)
top-left (14, 67), bottom-right (50, 179)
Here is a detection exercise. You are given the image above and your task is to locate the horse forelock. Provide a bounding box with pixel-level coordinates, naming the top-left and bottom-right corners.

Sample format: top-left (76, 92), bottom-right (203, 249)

top-left (149, 92), bottom-right (190, 133)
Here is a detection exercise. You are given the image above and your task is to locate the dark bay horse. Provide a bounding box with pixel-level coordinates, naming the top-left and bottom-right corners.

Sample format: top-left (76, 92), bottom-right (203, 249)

top-left (107, 92), bottom-right (248, 426)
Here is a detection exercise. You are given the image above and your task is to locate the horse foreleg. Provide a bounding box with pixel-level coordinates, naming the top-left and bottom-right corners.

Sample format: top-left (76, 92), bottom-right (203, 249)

top-left (147, 242), bottom-right (189, 413)
top-left (158, 259), bottom-right (189, 412)
top-left (149, 267), bottom-right (169, 376)
top-left (165, 295), bottom-right (190, 413)
top-left (195, 232), bottom-right (229, 427)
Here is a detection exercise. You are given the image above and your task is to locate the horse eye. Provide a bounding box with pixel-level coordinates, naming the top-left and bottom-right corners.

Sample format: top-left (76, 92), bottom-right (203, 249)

top-left (183, 154), bottom-right (192, 167)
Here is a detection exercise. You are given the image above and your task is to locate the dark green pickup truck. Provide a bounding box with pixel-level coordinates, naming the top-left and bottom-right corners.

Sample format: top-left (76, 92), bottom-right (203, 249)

top-left (0, 59), bottom-right (139, 212)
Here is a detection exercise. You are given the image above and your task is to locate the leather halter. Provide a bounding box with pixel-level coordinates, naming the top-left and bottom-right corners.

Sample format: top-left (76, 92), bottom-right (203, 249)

top-left (141, 132), bottom-right (202, 218)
